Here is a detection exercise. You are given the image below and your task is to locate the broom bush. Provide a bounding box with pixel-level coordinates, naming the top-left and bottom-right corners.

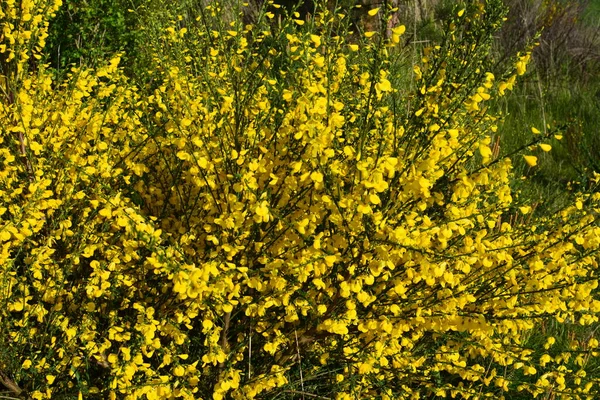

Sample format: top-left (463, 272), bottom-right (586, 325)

top-left (1, 0), bottom-right (599, 398)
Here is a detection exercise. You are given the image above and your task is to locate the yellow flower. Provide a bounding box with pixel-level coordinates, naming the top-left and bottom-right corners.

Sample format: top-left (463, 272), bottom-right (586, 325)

top-left (523, 155), bottom-right (537, 167)
top-left (310, 171), bottom-right (324, 183)
top-left (310, 34), bottom-right (321, 47)
top-left (254, 201), bottom-right (270, 223)
top-left (392, 25), bottom-right (406, 36)
top-left (173, 365), bottom-right (185, 376)
top-left (479, 144), bottom-right (492, 160)
top-left (375, 78), bottom-right (392, 93)
top-left (519, 206), bottom-right (531, 214)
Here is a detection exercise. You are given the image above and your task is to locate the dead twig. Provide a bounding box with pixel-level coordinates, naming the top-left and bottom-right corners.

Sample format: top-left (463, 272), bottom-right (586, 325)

top-left (0, 370), bottom-right (25, 399)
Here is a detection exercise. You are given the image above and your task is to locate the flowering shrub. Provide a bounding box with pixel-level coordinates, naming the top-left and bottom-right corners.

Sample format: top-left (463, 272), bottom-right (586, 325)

top-left (1, 0), bottom-right (599, 399)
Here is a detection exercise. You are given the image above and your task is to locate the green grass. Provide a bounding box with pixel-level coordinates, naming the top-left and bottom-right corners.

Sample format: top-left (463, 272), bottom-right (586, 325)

top-left (583, 0), bottom-right (600, 25)
top-left (492, 75), bottom-right (600, 212)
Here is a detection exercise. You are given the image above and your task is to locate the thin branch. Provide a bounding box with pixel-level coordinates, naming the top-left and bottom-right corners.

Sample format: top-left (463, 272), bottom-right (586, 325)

top-left (281, 391), bottom-right (332, 400)
top-left (294, 330), bottom-right (305, 400)
top-left (0, 371), bottom-right (25, 399)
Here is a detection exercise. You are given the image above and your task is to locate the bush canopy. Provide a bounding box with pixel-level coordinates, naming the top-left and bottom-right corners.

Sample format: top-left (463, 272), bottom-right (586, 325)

top-left (1, 0), bottom-right (599, 399)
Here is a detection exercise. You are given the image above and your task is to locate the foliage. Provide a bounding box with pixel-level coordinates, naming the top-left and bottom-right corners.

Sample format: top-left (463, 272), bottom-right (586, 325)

top-left (43, 0), bottom-right (142, 70)
top-left (1, 0), bottom-right (600, 399)
top-left (497, 0), bottom-right (600, 82)
top-left (489, 0), bottom-right (600, 209)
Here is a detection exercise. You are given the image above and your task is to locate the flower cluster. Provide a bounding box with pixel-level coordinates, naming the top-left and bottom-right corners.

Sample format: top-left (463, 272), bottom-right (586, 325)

top-left (1, 0), bottom-right (599, 399)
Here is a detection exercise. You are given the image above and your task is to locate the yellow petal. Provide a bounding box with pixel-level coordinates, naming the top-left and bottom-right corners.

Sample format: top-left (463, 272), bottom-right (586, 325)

top-left (479, 144), bottom-right (492, 159)
top-left (539, 143), bottom-right (552, 152)
top-left (255, 201), bottom-right (269, 217)
top-left (376, 79), bottom-right (392, 92)
top-left (531, 126), bottom-right (541, 134)
top-left (368, 7), bottom-right (380, 16)
top-left (324, 255), bottom-right (337, 266)
top-left (519, 206), bottom-right (531, 214)
top-left (0, 230), bottom-right (11, 241)
top-left (197, 157), bottom-right (208, 169)
top-left (369, 193), bottom-right (381, 205)
top-left (523, 155), bottom-right (537, 167)
top-left (310, 171), bottom-right (323, 183)
top-left (392, 25), bottom-right (406, 36)
top-left (357, 204), bottom-right (372, 214)
top-left (458, 9), bottom-right (465, 17)
top-left (310, 35), bottom-right (321, 47)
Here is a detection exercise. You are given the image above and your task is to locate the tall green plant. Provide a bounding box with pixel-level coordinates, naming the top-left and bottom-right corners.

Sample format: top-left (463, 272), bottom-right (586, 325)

top-left (44, 0), bottom-right (145, 70)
